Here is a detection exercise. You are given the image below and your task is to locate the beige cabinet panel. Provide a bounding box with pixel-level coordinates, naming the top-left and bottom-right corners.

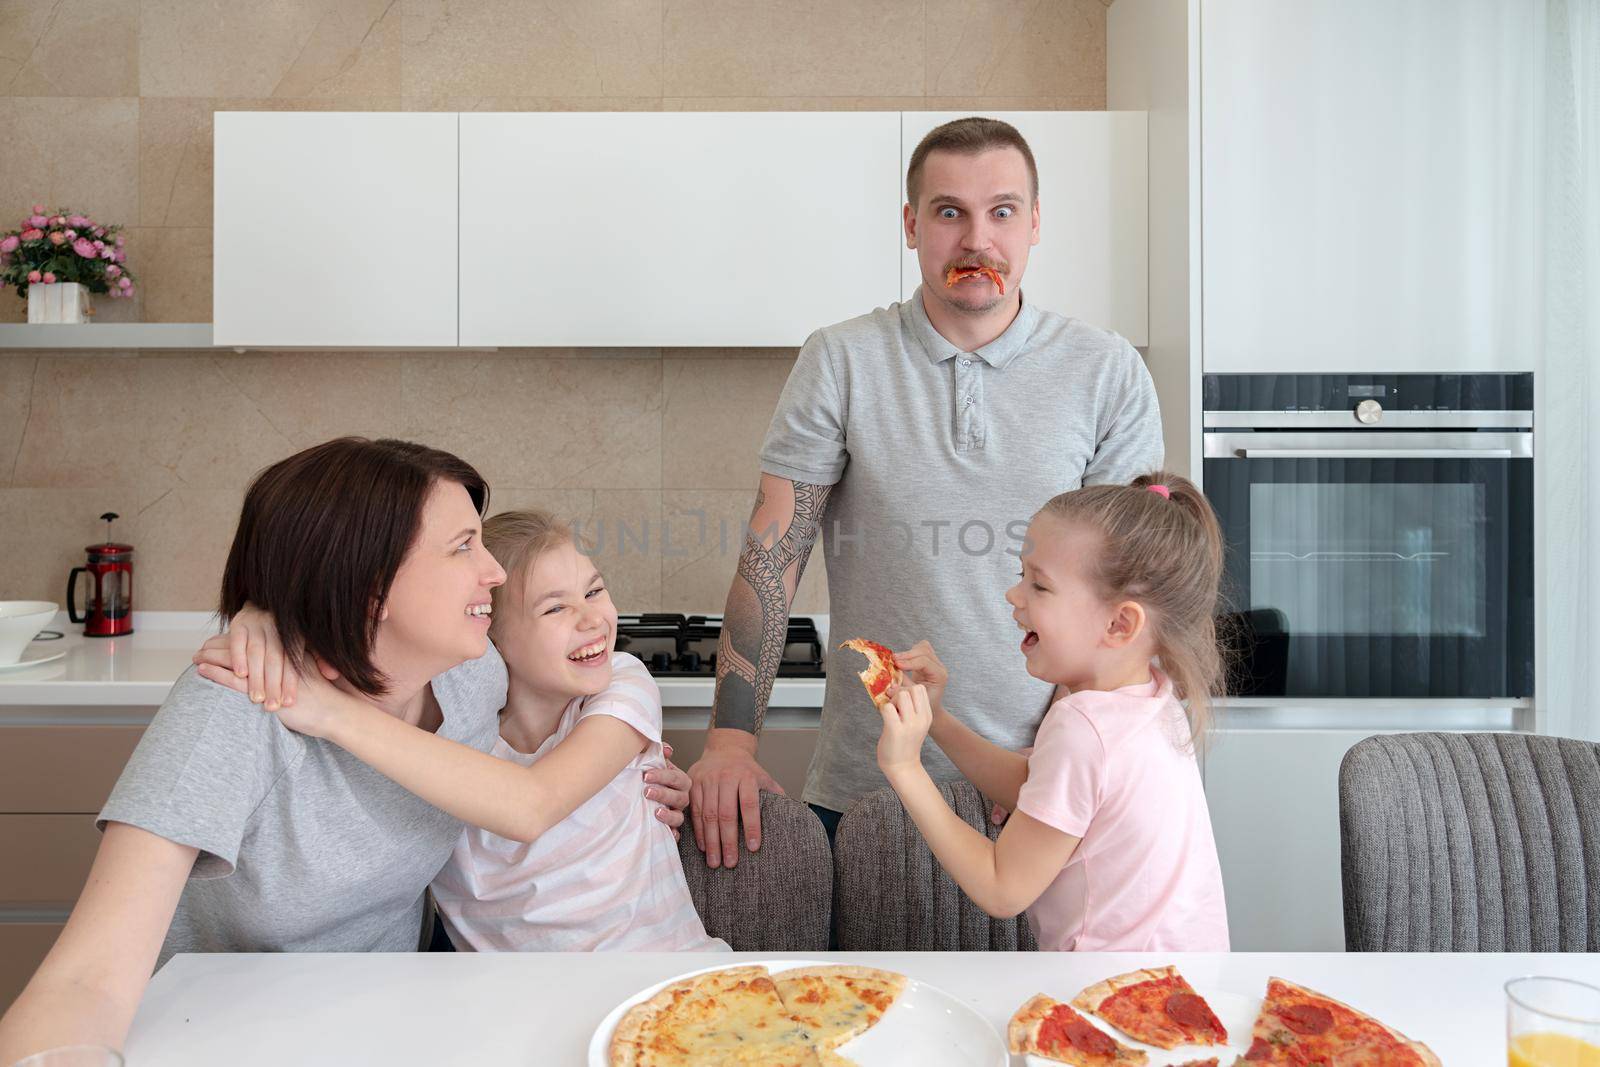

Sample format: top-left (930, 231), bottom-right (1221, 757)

top-left (0, 814), bottom-right (103, 906)
top-left (0, 726), bottom-right (144, 814)
top-left (0, 922), bottom-right (64, 1014)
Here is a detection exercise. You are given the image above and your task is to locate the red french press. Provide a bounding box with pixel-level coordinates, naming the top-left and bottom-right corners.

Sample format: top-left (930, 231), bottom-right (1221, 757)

top-left (68, 511), bottom-right (134, 637)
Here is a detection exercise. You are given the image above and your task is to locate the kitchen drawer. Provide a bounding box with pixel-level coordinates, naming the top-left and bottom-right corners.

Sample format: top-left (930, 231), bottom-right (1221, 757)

top-left (0, 815), bottom-right (103, 906)
top-left (0, 922), bottom-right (64, 1013)
top-left (0, 726), bottom-right (144, 813)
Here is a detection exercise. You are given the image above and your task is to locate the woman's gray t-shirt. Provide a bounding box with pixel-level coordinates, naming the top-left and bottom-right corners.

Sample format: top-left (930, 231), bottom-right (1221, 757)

top-left (97, 644), bottom-right (506, 967)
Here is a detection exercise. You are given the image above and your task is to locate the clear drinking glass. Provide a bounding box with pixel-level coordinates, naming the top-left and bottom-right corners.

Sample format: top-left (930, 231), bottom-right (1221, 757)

top-left (1507, 977), bottom-right (1600, 1067)
top-left (7, 1047), bottom-right (123, 1067)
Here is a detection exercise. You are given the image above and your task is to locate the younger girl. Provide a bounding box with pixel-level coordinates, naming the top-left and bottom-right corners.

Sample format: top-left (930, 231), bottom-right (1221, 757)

top-left (876, 472), bottom-right (1229, 951)
top-left (203, 509), bottom-right (725, 952)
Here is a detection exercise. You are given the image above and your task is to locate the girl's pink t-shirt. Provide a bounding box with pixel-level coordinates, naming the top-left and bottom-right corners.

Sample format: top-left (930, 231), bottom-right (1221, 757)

top-left (1013, 671), bottom-right (1229, 952)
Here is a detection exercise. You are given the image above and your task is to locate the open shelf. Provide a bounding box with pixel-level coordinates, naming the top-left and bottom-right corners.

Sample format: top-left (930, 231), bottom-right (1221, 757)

top-left (0, 323), bottom-right (215, 350)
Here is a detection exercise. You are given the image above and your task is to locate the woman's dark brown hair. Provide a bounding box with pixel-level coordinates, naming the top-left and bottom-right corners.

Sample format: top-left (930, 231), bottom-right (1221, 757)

top-left (1040, 471), bottom-right (1225, 748)
top-left (219, 437), bottom-right (489, 696)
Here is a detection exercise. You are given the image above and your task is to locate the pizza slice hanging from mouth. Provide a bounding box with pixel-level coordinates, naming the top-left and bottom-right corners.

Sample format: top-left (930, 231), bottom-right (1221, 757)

top-left (945, 264), bottom-right (1006, 295)
top-left (838, 638), bottom-right (904, 709)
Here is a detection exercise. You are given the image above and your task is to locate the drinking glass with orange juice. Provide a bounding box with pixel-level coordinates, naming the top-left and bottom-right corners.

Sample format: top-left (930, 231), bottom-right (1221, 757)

top-left (1507, 977), bottom-right (1600, 1067)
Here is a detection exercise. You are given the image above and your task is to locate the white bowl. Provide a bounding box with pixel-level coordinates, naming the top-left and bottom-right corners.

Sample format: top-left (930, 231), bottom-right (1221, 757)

top-left (0, 601), bottom-right (58, 665)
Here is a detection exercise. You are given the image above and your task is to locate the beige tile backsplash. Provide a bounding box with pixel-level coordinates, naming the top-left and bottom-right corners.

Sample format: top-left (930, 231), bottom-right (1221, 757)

top-left (0, 1), bottom-right (1106, 612)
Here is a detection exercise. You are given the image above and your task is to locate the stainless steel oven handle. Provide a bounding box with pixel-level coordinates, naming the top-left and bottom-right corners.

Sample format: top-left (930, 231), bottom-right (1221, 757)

top-left (1204, 430), bottom-right (1533, 459)
top-left (1238, 447), bottom-right (1514, 459)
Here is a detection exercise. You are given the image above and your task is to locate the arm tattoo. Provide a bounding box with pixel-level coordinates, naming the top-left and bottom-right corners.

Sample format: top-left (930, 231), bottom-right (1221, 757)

top-left (711, 480), bottom-right (832, 735)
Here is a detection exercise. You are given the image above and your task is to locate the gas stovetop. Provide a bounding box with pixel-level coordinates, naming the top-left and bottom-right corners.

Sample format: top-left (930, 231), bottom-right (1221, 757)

top-left (613, 613), bottom-right (825, 678)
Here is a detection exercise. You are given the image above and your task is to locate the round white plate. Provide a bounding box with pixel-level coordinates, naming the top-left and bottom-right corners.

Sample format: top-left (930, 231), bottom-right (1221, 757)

top-left (0, 649), bottom-right (66, 672)
top-left (1025, 988), bottom-right (1260, 1066)
top-left (589, 958), bottom-right (1006, 1067)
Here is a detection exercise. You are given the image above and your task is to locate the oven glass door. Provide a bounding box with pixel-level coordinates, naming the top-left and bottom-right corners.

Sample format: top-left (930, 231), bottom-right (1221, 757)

top-left (1204, 433), bottom-right (1533, 698)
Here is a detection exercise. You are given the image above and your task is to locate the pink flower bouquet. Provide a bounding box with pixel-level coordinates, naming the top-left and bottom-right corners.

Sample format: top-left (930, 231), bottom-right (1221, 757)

top-left (0, 204), bottom-right (137, 303)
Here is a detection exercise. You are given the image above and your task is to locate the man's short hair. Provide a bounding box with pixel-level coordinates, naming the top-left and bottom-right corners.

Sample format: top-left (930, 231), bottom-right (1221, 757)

top-left (906, 116), bottom-right (1039, 209)
top-left (219, 437), bottom-right (490, 696)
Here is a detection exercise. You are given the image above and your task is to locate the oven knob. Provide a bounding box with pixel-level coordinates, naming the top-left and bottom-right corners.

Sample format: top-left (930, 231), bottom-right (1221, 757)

top-left (680, 652), bottom-right (702, 673)
top-left (1355, 399), bottom-right (1383, 425)
top-left (649, 652), bottom-right (673, 672)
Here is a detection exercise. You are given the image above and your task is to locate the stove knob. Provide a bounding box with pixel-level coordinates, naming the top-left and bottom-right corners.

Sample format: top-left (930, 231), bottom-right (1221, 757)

top-left (649, 652), bottom-right (673, 672)
top-left (680, 652), bottom-right (702, 673)
top-left (1355, 399), bottom-right (1383, 425)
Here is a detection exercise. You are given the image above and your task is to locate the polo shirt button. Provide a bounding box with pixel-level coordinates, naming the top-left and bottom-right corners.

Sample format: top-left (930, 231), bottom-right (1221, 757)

top-left (959, 358), bottom-right (972, 366)
top-left (964, 395), bottom-right (974, 405)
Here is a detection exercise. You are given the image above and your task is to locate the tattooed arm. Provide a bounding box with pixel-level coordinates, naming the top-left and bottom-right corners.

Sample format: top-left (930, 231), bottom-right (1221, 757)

top-left (687, 473), bottom-right (832, 868)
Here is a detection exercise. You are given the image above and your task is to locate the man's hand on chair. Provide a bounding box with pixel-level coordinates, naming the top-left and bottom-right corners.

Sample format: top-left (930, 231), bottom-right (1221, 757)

top-left (687, 729), bottom-right (785, 869)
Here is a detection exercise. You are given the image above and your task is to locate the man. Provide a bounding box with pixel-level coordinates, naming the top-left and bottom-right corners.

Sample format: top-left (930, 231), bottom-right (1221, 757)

top-left (687, 117), bottom-right (1163, 867)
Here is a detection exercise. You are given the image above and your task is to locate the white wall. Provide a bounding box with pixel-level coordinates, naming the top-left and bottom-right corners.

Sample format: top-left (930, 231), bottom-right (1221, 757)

top-left (1108, 0), bottom-right (1202, 481)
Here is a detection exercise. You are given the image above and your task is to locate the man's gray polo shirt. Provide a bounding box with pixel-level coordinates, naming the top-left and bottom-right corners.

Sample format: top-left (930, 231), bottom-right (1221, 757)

top-left (759, 286), bottom-right (1164, 813)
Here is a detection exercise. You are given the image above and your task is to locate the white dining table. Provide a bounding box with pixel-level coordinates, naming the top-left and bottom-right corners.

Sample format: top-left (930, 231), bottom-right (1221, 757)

top-left (121, 949), bottom-right (1597, 1064)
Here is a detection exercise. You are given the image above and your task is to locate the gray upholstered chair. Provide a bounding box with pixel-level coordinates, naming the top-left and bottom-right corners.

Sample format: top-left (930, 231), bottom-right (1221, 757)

top-left (1339, 732), bottom-right (1600, 952)
top-left (833, 780), bottom-right (1038, 951)
top-left (676, 790), bottom-right (832, 952)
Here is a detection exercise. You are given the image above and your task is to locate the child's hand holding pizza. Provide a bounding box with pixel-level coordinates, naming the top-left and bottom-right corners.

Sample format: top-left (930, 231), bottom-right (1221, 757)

top-left (875, 683), bottom-right (934, 779)
top-left (890, 640), bottom-right (949, 714)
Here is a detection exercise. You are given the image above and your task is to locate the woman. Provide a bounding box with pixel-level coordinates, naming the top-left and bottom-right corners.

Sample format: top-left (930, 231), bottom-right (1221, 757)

top-left (0, 437), bottom-right (690, 1062)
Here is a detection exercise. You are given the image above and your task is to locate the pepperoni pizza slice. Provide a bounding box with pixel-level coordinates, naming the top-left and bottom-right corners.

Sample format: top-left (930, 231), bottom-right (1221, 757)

top-left (945, 264), bottom-right (1006, 295)
top-left (1071, 966), bottom-right (1227, 1050)
top-left (1009, 994), bottom-right (1149, 1066)
top-left (1237, 977), bottom-right (1441, 1066)
top-left (837, 639), bottom-right (904, 708)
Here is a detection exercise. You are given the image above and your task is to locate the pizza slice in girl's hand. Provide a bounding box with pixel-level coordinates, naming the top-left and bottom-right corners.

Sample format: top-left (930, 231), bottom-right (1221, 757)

top-left (1237, 977), bottom-right (1441, 1066)
top-left (837, 639), bottom-right (904, 708)
top-left (945, 264), bottom-right (1006, 294)
top-left (1071, 966), bottom-right (1227, 1050)
top-left (1009, 994), bottom-right (1149, 1066)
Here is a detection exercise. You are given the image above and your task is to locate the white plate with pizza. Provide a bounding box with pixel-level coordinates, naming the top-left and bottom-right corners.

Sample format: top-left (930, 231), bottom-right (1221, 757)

top-left (589, 958), bottom-right (1006, 1066)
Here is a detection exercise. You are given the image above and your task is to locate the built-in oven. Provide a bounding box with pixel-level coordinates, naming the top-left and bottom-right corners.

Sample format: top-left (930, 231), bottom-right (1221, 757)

top-left (1202, 373), bottom-right (1533, 699)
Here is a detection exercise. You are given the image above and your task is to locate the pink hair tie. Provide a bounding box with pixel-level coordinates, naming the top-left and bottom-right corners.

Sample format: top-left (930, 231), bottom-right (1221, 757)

top-left (1146, 484), bottom-right (1171, 499)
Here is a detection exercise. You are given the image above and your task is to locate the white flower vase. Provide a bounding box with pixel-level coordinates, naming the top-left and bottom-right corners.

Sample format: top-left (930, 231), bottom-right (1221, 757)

top-left (27, 281), bottom-right (91, 324)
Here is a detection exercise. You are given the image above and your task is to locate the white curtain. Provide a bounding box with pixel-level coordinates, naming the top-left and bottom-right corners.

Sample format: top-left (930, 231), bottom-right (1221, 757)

top-left (1537, 0), bottom-right (1600, 741)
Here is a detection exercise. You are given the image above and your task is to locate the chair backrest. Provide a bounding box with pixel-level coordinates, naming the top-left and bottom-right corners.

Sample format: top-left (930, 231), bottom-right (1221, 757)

top-left (1339, 731), bottom-right (1600, 952)
top-left (833, 780), bottom-right (1038, 951)
top-left (676, 791), bottom-right (832, 952)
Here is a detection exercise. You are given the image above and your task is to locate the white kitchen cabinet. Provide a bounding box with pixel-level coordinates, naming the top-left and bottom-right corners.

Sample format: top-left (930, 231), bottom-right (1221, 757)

top-left (458, 112), bottom-right (902, 348)
top-left (1201, 704), bottom-right (1516, 952)
top-left (1202, 726), bottom-right (1373, 951)
top-left (900, 112), bottom-right (1149, 346)
top-left (213, 112), bottom-right (459, 348)
top-left (1200, 0), bottom-right (1540, 373)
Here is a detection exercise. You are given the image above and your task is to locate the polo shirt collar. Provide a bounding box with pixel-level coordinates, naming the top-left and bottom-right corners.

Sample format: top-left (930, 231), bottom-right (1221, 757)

top-left (905, 285), bottom-right (1040, 370)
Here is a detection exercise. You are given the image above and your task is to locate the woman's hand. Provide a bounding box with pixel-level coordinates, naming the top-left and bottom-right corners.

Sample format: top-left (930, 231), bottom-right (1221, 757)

top-left (645, 741), bottom-right (691, 841)
top-left (891, 640), bottom-right (949, 714)
top-left (876, 684), bottom-right (934, 779)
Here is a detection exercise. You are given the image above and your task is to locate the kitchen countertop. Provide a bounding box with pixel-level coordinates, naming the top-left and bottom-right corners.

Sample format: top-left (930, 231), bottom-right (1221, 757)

top-left (0, 612), bottom-right (827, 724)
top-left (121, 949), bottom-right (1596, 1065)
